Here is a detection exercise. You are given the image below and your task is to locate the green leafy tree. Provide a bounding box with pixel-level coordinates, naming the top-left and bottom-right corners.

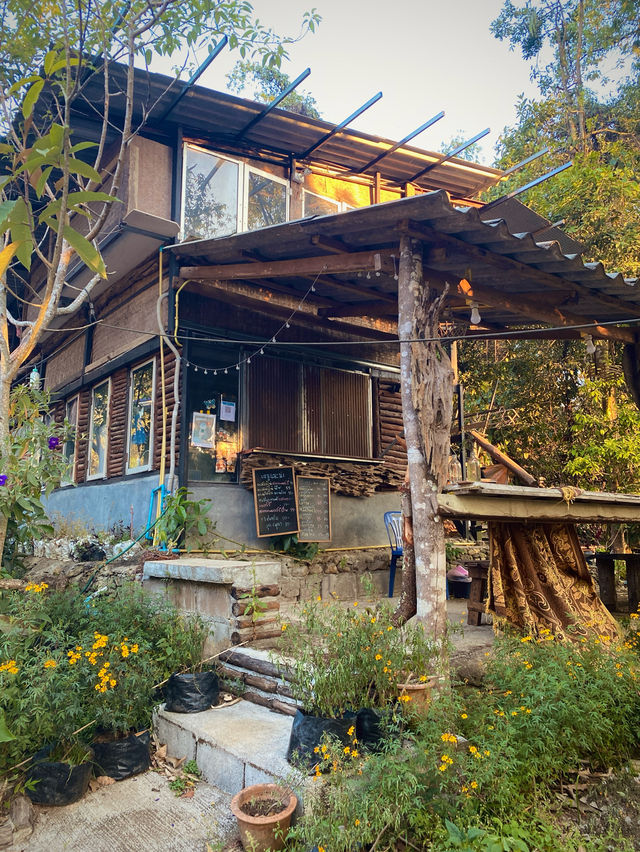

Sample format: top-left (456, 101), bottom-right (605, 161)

top-left (459, 2), bottom-right (640, 499)
top-left (0, 0), bottom-right (319, 558)
top-left (226, 59), bottom-right (321, 117)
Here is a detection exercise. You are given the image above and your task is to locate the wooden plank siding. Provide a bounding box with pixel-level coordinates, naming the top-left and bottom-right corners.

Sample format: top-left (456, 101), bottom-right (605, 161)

top-left (377, 379), bottom-right (406, 474)
top-left (152, 347), bottom-right (180, 472)
top-left (107, 368), bottom-right (128, 478)
top-left (74, 389), bottom-right (91, 483)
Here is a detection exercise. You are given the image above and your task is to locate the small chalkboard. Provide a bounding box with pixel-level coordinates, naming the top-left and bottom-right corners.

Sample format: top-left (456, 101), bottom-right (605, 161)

top-left (297, 476), bottom-right (332, 542)
top-left (252, 466), bottom-right (300, 538)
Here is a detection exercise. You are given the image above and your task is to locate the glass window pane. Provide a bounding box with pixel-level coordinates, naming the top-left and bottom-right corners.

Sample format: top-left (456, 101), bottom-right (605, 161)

top-left (247, 172), bottom-right (287, 230)
top-left (303, 191), bottom-right (339, 217)
top-left (63, 397), bottom-right (77, 484)
top-left (186, 346), bottom-right (240, 483)
top-left (183, 148), bottom-right (238, 239)
top-left (128, 363), bottom-right (154, 471)
top-left (88, 382), bottom-right (109, 478)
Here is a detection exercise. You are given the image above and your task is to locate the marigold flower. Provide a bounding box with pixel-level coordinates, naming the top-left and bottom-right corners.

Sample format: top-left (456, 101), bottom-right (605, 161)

top-left (347, 725), bottom-right (355, 737)
top-left (460, 713), bottom-right (468, 719)
top-left (470, 780), bottom-right (478, 789)
top-left (44, 659), bottom-right (57, 668)
top-left (354, 819), bottom-right (360, 826)
top-left (398, 694), bottom-right (411, 702)
top-left (375, 653), bottom-right (382, 661)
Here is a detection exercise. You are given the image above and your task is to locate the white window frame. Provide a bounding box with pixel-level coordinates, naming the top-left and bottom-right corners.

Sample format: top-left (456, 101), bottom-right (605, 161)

top-left (61, 395), bottom-right (79, 486)
top-left (302, 189), bottom-right (351, 217)
top-left (87, 379), bottom-right (111, 481)
top-left (181, 144), bottom-right (289, 240)
top-left (126, 358), bottom-right (156, 475)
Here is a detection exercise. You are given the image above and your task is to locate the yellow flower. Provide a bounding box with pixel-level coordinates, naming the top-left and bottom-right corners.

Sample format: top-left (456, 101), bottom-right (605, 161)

top-left (468, 746), bottom-right (477, 754)
top-left (375, 653), bottom-right (382, 661)
top-left (521, 636), bottom-right (532, 642)
top-left (354, 819), bottom-right (360, 826)
top-left (398, 694), bottom-right (411, 702)
top-left (281, 624), bottom-right (287, 631)
top-left (484, 750), bottom-right (490, 756)
top-left (419, 675), bottom-right (427, 682)
top-left (460, 713), bottom-right (468, 719)
top-left (353, 602), bottom-right (358, 607)
top-left (387, 625), bottom-right (393, 631)
top-left (314, 746), bottom-right (320, 754)
top-left (351, 750), bottom-right (358, 758)
top-left (110, 679), bottom-right (116, 688)
top-left (343, 746), bottom-right (351, 754)
top-left (44, 659), bottom-right (57, 668)
top-left (347, 725), bottom-right (355, 737)
top-left (131, 644), bottom-right (138, 653)
top-left (630, 613), bottom-right (638, 619)
top-left (470, 781), bottom-right (478, 789)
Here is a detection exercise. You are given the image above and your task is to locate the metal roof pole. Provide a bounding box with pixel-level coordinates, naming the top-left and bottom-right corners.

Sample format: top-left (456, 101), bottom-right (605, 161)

top-left (299, 92), bottom-right (383, 160)
top-left (408, 128), bottom-right (490, 184)
top-left (235, 68), bottom-right (311, 140)
top-left (349, 111), bottom-right (445, 174)
top-left (157, 37), bottom-right (229, 122)
top-left (482, 161), bottom-right (573, 210)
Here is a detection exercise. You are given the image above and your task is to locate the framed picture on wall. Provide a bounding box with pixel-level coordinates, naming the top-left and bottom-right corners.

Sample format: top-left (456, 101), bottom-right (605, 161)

top-left (190, 412), bottom-right (217, 449)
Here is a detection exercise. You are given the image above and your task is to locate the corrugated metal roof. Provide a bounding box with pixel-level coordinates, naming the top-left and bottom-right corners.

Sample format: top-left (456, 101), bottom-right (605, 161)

top-left (168, 190), bottom-right (640, 330)
top-left (71, 64), bottom-right (503, 199)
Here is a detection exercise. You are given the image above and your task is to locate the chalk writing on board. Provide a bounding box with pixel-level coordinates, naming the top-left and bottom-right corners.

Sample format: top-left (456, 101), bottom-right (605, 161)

top-left (297, 476), bottom-right (331, 542)
top-left (252, 466), bottom-right (299, 538)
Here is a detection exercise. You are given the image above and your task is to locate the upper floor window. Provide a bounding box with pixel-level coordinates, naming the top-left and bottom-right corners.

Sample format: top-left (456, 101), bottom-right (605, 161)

top-left (182, 144), bottom-right (288, 241)
top-left (88, 380), bottom-right (110, 479)
top-left (127, 360), bottom-right (155, 473)
top-left (303, 190), bottom-right (354, 218)
top-left (62, 396), bottom-right (78, 485)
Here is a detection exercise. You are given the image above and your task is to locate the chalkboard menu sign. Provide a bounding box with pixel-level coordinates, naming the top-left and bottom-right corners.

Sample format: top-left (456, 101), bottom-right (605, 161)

top-left (252, 466), bottom-right (299, 538)
top-left (297, 476), bottom-right (332, 542)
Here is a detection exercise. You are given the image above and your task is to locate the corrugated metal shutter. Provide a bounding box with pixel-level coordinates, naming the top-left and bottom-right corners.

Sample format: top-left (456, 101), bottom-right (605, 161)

top-left (247, 356), bottom-right (300, 452)
top-left (154, 349), bottom-right (180, 471)
top-left (248, 357), bottom-right (371, 458)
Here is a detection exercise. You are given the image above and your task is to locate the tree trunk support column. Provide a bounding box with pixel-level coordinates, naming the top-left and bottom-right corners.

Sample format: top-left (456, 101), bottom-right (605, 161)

top-left (396, 234), bottom-right (453, 641)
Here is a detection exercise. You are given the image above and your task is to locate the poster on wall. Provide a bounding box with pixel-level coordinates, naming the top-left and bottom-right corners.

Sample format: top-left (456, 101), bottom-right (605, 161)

top-left (190, 412), bottom-right (216, 449)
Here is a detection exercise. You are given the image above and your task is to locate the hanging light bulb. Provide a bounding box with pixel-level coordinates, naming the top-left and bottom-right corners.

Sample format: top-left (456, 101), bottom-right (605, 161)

top-left (224, 369), bottom-right (228, 374)
top-left (235, 364), bottom-right (240, 370)
top-left (585, 334), bottom-right (596, 355)
top-left (259, 348), bottom-right (264, 356)
top-left (194, 366), bottom-right (198, 372)
top-left (311, 284), bottom-right (316, 292)
top-left (213, 370), bottom-right (217, 376)
top-left (247, 358), bottom-right (251, 364)
top-left (285, 322), bottom-right (290, 328)
top-left (204, 369), bottom-right (208, 375)
top-left (469, 301), bottom-right (481, 325)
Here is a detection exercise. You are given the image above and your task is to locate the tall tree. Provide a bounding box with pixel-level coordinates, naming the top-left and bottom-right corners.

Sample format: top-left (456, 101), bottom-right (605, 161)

top-left (226, 60), bottom-right (321, 117)
top-left (0, 0), bottom-right (318, 557)
top-left (458, 1), bottom-right (640, 501)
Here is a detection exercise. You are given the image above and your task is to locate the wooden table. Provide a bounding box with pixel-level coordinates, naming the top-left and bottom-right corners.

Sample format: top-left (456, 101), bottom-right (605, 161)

top-left (464, 560), bottom-right (489, 626)
top-left (595, 552), bottom-right (640, 613)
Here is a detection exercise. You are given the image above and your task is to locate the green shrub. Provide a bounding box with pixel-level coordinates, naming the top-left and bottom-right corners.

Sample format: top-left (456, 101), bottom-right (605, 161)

top-left (0, 582), bottom-right (210, 771)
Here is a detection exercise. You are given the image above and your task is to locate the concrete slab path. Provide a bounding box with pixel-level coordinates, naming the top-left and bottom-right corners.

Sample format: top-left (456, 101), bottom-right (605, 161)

top-left (25, 770), bottom-right (237, 852)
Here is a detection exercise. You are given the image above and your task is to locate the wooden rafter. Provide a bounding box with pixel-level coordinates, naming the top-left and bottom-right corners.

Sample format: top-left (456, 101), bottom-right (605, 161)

top-left (179, 250), bottom-right (395, 281)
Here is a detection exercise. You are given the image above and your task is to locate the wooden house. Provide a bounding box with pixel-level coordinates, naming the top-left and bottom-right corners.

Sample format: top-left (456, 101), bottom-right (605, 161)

top-left (32, 63), bottom-right (640, 603)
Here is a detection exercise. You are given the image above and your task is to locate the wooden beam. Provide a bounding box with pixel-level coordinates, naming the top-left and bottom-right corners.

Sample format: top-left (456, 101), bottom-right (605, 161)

top-left (310, 234), bottom-right (354, 253)
top-left (319, 274), bottom-right (397, 304)
top-left (318, 300), bottom-right (398, 318)
top-left (404, 218), bottom-right (640, 321)
top-left (179, 250), bottom-right (395, 281)
top-left (422, 267), bottom-right (636, 344)
top-left (469, 429), bottom-right (538, 486)
top-left (186, 280), bottom-right (397, 340)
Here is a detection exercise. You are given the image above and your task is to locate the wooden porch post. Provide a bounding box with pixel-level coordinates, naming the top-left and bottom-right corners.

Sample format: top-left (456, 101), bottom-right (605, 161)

top-left (396, 234), bottom-right (453, 641)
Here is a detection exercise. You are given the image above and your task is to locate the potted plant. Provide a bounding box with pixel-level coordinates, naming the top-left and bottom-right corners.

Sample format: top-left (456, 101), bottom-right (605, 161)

top-left (278, 597), bottom-right (441, 762)
top-left (25, 740), bottom-right (94, 806)
top-left (230, 783), bottom-right (297, 852)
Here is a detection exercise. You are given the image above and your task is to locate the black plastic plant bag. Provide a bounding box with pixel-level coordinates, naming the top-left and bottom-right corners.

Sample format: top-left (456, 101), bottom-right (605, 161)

top-left (164, 670), bottom-right (219, 713)
top-left (92, 730), bottom-right (151, 781)
top-left (286, 708), bottom-right (353, 767)
top-left (26, 745), bottom-right (93, 806)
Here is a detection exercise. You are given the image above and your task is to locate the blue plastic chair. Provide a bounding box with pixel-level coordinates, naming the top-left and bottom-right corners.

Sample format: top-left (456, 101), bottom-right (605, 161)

top-left (384, 510), bottom-right (450, 600)
top-left (384, 511), bottom-right (403, 597)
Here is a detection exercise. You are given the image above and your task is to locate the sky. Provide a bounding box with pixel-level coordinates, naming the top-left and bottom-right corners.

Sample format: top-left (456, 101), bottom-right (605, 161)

top-left (190, 0), bottom-right (539, 165)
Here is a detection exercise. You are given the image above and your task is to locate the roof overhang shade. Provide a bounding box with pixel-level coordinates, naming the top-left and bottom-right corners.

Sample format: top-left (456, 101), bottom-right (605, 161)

top-left (168, 191), bottom-right (640, 344)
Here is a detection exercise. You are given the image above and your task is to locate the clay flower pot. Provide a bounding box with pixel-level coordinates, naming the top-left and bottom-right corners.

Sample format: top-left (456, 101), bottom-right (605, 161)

top-left (230, 783), bottom-right (297, 852)
top-left (398, 674), bottom-right (441, 714)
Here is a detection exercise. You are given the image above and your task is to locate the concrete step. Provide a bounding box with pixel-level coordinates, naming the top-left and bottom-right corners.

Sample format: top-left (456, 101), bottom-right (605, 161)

top-left (154, 699), bottom-right (297, 797)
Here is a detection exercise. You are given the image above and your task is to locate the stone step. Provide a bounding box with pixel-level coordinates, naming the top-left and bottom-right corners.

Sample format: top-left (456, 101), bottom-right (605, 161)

top-left (154, 699), bottom-right (298, 797)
